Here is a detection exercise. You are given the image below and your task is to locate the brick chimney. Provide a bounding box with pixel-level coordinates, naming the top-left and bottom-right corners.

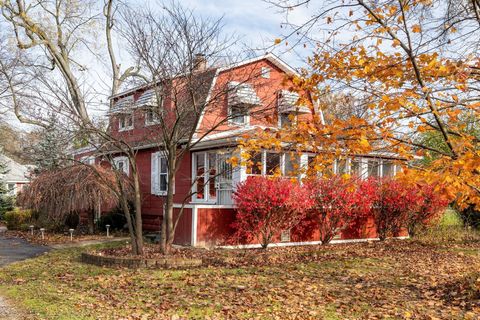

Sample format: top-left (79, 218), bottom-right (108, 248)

top-left (193, 53), bottom-right (207, 71)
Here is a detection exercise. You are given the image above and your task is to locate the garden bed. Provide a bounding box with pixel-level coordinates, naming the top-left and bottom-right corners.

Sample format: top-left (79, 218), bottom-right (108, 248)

top-left (81, 251), bottom-right (202, 269)
top-left (92, 240), bottom-right (398, 268)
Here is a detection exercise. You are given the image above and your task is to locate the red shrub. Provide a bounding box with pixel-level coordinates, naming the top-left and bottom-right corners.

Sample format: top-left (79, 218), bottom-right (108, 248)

top-left (372, 178), bottom-right (421, 241)
top-left (406, 184), bottom-right (449, 236)
top-left (231, 176), bottom-right (312, 248)
top-left (347, 177), bottom-right (379, 237)
top-left (305, 176), bottom-right (374, 244)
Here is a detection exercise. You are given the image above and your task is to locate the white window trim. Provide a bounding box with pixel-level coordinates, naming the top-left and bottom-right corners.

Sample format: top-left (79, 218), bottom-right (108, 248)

top-left (278, 112), bottom-right (297, 128)
top-left (113, 156), bottom-right (129, 176)
top-left (144, 109), bottom-right (161, 127)
top-left (80, 156), bottom-right (95, 165)
top-left (246, 150), bottom-right (292, 177)
top-left (118, 114), bottom-right (134, 132)
top-left (151, 151), bottom-right (173, 196)
top-left (228, 105), bottom-right (250, 126)
top-left (6, 183), bottom-right (16, 196)
top-left (192, 152), bottom-right (217, 204)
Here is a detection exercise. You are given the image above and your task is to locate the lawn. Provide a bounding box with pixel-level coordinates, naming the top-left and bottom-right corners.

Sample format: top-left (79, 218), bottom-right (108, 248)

top-left (1, 234), bottom-right (480, 320)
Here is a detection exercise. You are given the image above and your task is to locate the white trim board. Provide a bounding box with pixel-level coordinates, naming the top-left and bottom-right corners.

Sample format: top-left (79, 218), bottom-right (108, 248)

top-left (173, 203), bottom-right (236, 209)
top-left (216, 236), bottom-right (410, 249)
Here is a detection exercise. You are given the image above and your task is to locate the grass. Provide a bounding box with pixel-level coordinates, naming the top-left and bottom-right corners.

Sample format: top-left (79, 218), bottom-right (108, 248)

top-left (416, 207), bottom-right (480, 244)
top-left (1, 233), bottom-right (480, 320)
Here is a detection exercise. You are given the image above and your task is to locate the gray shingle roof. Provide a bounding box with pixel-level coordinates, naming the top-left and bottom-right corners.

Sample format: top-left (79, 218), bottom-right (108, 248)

top-left (0, 154), bottom-right (31, 183)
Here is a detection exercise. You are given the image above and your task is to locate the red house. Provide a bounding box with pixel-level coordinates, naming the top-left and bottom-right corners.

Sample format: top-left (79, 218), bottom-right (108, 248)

top-left (75, 54), bottom-right (402, 247)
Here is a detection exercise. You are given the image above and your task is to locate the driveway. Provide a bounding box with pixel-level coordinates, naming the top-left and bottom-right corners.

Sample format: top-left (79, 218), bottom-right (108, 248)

top-left (0, 226), bottom-right (48, 319)
top-left (0, 226), bottom-right (50, 267)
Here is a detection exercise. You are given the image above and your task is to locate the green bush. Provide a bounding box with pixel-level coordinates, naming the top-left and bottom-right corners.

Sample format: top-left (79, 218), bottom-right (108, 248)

top-left (3, 208), bottom-right (33, 230)
top-left (0, 195), bottom-right (15, 220)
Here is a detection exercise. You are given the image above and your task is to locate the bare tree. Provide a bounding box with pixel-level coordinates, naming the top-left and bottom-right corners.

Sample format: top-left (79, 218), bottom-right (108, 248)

top-left (119, 3), bottom-right (243, 254)
top-left (0, 0), bottom-right (149, 254)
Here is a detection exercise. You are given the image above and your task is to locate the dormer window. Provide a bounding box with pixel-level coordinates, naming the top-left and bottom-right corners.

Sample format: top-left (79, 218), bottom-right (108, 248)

top-left (230, 105), bottom-right (248, 125)
top-left (118, 114), bottom-right (133, 131)
top-left (279, 113), bottom-right (296, 128)
top-left (136, 89), bottom-right (162, 126)
top-left (227, 82), bottom-right (261, 126)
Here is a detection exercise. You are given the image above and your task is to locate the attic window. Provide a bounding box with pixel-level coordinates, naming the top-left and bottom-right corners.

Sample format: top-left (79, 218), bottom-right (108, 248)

top-left (230, 105), bottom-right (248, 125)
top-left (261, 67), bottom-right (270, 79)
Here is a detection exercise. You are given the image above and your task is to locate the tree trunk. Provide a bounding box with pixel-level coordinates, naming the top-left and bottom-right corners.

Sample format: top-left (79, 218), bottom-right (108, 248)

top-left (120, 196), bottom-right (138, 255)
top-left (132, 168), bottom-right (144, 255)
top-left (161, 153), bottom-right (176, 255)
top-left (87, 210), bottom-right (95, 234)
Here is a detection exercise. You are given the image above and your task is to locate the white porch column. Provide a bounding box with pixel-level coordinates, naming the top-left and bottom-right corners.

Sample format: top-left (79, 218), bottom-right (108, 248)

top-left (191, 206), bottom-right (198, 247)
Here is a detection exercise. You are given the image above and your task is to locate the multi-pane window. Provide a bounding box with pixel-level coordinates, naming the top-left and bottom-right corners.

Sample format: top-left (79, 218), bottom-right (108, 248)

top-left (382, 161), bottom-right (394, 177)
top-left (145, 109), bottom-right (160, 126)
top-left (118, 114), bottom-right (133, 131)
top-left (265, 152), bottom-right (281, 176)
top-left (193, 151), bottom-right (233, 203)
top-left (208, 153), bottom-right (217, 199)
top-left (247, 152), bottom-right (263, 175)
top-left (151, 152), bottom-right (169, 195)
top-left (284, 154), bottom-right (299, 176)
top-left (351, 159), bottom-right (363, 177)
top-left (159, 155), bottom-right (168, 192)
top-left (367, 159), bottom-right (381, 178)
top-left (279, 113), bottom-right (294, 128)
top-left (230, 105), bottom-right (248, 125)
top-left (246, 151), bottom-right (293, 177)
top-left (195, 153), bottom-right (206, 200)
top-left (7, 183), bottom-right (15, 196)
top-left (336, 159), bottom-right (349, 175)
top-left (217, 153), bottom-right (233, 205)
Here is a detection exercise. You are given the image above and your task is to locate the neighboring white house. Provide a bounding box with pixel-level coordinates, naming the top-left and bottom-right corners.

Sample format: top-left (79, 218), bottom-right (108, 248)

top-left (0, 154), bottom-right (31, 196)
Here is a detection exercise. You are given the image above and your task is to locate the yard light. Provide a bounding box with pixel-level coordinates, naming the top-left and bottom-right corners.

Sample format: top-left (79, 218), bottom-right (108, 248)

top-left (69, 229), bottom-right (74, 242)
top-left (106, 224), bottom-right (110, 238)
top-left (29, 225), bottom-right (34, 235)
top-left (39, 228), bottom-right (45, 240)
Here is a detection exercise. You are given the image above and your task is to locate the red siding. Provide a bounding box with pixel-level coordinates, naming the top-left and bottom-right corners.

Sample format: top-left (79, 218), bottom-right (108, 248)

top-left (173, 207), bottom-right (192, 246)
top-left (196, 208), bottom-right (236, 247)
top-left (137, 149), bottom-right (193, 231)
